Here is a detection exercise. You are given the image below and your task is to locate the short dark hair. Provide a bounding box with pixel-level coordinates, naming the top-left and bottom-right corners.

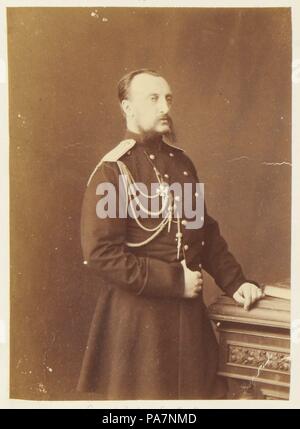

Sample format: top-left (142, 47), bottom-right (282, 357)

top-left (117, 68), bottom-right (161, 103)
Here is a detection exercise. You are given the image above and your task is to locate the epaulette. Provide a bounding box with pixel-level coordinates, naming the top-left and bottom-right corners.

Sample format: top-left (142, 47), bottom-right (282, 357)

top-left (87, 139), bottom-right (136, 186)
top-left (161, 135), bottom-right (185, 152)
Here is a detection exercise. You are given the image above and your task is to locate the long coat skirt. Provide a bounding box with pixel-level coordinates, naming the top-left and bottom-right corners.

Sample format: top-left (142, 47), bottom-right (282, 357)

top-left (77, 131), bottom-right (247, 400)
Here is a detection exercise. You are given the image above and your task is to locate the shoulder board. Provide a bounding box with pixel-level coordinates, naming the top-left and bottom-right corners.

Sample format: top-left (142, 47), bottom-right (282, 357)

top-left (162, 135), bottom-right (185, 152)
top-left (87, 139), bottom-right (136, 186)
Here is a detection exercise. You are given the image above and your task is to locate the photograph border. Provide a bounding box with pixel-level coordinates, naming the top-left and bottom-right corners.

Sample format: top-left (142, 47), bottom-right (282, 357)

top-left (1, 0), bottom-right (299, 409)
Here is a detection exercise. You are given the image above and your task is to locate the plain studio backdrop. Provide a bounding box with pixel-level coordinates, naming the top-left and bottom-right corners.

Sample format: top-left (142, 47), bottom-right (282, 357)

top-left (8, 7), bottom-right (291, 399)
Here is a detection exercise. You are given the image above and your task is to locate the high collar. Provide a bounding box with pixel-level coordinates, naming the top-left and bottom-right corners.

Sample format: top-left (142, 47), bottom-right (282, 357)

top-left (124, 129), bottom-right (185, 153)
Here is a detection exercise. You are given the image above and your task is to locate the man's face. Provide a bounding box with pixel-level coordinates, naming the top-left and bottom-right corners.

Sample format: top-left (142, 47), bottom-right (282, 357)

top-left (124, 73), bottom-right (173, 134)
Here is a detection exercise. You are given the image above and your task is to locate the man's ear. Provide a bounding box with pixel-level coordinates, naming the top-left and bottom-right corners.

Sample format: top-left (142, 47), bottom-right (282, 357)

top-left (121, 99), bottom-right (132, 117)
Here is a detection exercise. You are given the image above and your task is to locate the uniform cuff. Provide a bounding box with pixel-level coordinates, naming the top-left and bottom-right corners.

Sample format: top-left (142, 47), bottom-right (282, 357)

top-left (225, 278), bottom-right (261, 298)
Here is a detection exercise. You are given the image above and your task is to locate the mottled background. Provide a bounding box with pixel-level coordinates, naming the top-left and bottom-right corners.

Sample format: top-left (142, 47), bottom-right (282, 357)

top-left (8, 7), bottom-right (291, 399)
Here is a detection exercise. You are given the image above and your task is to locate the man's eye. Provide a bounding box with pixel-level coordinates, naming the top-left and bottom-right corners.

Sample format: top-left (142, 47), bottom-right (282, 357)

top-left (150, 96), bottom-right (158, 102)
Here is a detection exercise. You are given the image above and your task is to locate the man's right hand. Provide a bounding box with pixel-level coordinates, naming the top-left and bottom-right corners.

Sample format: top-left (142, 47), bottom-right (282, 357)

top-left (181, 259), bottom-right (203, 298)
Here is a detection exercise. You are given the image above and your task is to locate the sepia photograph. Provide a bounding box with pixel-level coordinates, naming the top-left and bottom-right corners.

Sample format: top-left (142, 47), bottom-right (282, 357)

top-left (2, 1), bottom-right (298, 407)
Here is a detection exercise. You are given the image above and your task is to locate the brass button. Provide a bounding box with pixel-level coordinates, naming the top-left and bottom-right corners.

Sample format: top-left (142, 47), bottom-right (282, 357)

top-left (164, 173), bottom-right (169, 179)
top-left (169, 152), bottom-right (174, 157)
top-left (199, 263), bottom-right (202, 269)
top-left (83, 260), bottom-right (88, 265)
top-left (181, 220), bottom-right (187, 226)
top-left (183, 171), bottom-right (188, 176)
top-left (149, 154), bottom-right (155, 160)
top-left (201, 241), bottom-right (205, 246)
top-left (184, 244), bottom-right (189, 251)
top-left (195, 192), bottom-right (199, 197)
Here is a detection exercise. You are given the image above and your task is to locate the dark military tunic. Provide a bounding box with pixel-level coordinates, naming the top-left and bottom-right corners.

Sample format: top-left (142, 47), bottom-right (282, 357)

top-left (77, 130), bottom-right (248, 399)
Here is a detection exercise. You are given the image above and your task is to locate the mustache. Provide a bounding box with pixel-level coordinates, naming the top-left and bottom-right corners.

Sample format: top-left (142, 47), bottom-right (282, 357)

top-left (158, 114), bottom-right (170, 121)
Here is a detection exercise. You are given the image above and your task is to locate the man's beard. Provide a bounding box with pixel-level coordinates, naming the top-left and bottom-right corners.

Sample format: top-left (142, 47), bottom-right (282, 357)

top-left (138, 116), bottom-right (177, 143)
top-left (162, 115), bottom-right (177, 143)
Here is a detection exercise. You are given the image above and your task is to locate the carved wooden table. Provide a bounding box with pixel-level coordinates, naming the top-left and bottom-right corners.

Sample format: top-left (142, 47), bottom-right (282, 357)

top-left (208, 295), bottom-right (290, 400)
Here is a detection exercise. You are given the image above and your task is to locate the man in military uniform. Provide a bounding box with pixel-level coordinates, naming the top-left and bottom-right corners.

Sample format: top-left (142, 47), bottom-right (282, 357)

top-left (77, 68), bottom-right (263, 399)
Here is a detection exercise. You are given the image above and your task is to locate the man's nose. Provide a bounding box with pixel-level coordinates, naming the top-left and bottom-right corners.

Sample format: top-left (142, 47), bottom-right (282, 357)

top-left (158, 98), bottom-right (170, 114)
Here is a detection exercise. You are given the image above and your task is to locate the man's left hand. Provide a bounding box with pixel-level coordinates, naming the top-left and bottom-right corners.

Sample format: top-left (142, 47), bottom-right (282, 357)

top-left (233, 282), bottom-right (264, 311)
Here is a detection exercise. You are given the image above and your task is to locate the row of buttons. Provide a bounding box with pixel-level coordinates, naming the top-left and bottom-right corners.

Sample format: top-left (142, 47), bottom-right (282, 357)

top-left (127, 151), bottom-right (189, 177)
top-left (183, 241), bottom-right (205, 251)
